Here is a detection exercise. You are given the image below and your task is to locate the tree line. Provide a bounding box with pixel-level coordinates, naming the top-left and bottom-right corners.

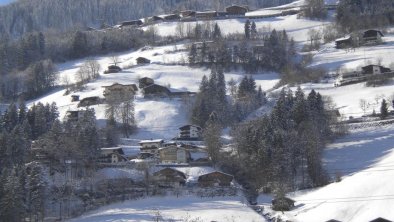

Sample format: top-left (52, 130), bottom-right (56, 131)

top-left (222, 87), bottom-right (338, 196)
top-left (337, 0), bottom-right (394, 32)
top-left (0, 102), bottom-right (112, 221)
top-left (0, 0), bottom-right (293, 38)
top-left (188, 21), bottom-right (296, 74)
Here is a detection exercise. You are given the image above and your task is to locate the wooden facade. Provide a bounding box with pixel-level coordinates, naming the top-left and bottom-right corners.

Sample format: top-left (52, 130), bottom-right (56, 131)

top-left (142, 84), bottom-right (171, 98)
top-left (136, 57), bottom-right (151, 65)
top-left (159, 146), bottom-right (190, 164)
top-left (102, 83), bottom-right (138, 99)
top-left (78, 96), bottom-right (101, 107)
top-left (197, 171), bottom-right (233, 187)
top-left (362, 65), bottom-right (391, 75)
top-left (104, 65), bottom-right (122, 74)
top-left (362, 30), bottom-right (384, 43)
top-left (153, 168), bottom-right (186, 188)
top-left (225, 5), bottom-right (248, 15)
top-left (120, 20), bottom-right (143, 27)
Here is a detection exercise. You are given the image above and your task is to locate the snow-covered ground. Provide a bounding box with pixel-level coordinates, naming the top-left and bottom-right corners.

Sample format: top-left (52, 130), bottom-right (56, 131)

top-left (280, 124), bottom-right (394, 222)
top-left (68, 195), bottom-right (265, 222)
top-left (145, 14), bottom-right (334, 45)
top-left (29, 45), bottom-right (280, 140)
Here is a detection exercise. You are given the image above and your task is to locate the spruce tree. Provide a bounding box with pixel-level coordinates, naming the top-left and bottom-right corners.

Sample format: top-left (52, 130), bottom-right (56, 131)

top-left (380, 99), bottom-right (388, 119)
top-left (244, 20), bottom-right (251, 39)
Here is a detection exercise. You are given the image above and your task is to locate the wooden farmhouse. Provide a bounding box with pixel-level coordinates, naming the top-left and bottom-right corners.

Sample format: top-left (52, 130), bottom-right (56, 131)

top-left (139, 77), bottom-right (154, 89)
top-left (162, 14), bottom-right (181, 21)
top-left (142, 84), bottom-right (171, 98)
top-left (361, 30), bottom-right (384, 44)
top-left (99, 147), bottom-right (128, 163)
top-left (225, 5), bottom-right (248, 16)
top-left (362, 65), bottom-right (391, 75)
top-left (139, 139), bottom-right (164, 154)
top-left (195, 11), bottom-right (219, 20)
top-left (120, 20), bottom-right (143, 28)
top-left (197, 171), bottom-right (233, 187)
top-left (136, 57), bottom-right (151, 65)
top-left (147, 16), bottom-right (165, 23)
top-left (158, 146), bottom-right (191, 164)
top-left (78, 96), bottom-right (101, 107)
top-left (102, 83), bottom-right (138, 100)
top-left (104, 65), bottom-right (122, 74)
top-left (178, 124), bottom-right (202, 140)
top-left (180, 10), bottom-right (196, 18)
top-left (153, 168), bottom-right (186, 188)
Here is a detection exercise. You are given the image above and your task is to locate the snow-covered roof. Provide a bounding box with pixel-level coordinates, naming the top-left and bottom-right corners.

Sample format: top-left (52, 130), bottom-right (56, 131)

top-left (139, 139), bottom-right (164, 144)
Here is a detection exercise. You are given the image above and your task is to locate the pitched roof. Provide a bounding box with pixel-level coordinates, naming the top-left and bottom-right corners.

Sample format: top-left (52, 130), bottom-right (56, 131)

top-left (139, 139), bottom-right (164, 144)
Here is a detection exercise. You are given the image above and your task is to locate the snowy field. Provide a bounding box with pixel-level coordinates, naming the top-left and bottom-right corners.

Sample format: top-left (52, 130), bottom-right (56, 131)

top-left (68, 196), bottom-right (265, 222)
top-left (146, 14), bottom-right (333, 45)
top-left (281, 124), bottom-right (394, 222)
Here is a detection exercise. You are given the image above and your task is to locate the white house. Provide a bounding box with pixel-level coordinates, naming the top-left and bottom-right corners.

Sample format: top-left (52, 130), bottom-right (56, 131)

top-left (178, 125), bottom-right (202, 140)
top-left (138, 139), bottom-right (164, 154)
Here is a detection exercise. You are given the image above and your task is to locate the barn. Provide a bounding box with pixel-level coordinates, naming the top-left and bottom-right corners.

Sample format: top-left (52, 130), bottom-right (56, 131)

top-left (225, 5), bottom-right (248, 16)
top-left (153, 168), bottom-right (186, 188)
top-left (197, 171), bottom-right (233, 187)
top-left (142, 84), bottom-right (171, 98)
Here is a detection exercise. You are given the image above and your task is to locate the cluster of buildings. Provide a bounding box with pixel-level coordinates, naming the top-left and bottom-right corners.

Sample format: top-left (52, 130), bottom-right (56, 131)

top-left (152, 167), bottom-right (233, 188)
top-left (335, 29), bottom-right (384, 49)
top-left (98, 124), bottom-right (205, 165)
top-left (335, 64), bottom-right (393, 86)
top-left (114, 5), bottom-right (250, 29)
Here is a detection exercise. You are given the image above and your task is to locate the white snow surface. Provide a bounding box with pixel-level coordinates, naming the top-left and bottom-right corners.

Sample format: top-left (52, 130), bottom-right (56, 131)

top-left (283, 124), bottom-right (394, 222)
top-left (28, 46), bottom-right (279, 140)
top-left (68, 195), bottom-right (265, 222)
top-left (146, 14), bottom-right (334, 45)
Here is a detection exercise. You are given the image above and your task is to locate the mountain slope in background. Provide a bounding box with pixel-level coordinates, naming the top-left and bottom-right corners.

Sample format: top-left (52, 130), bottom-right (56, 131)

top-left (0, 0), bottom-right (293, 37)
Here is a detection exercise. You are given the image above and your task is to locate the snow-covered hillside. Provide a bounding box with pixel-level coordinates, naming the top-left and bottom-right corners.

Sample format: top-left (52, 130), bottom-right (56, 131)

top-left (29, 44), bottom-right (280, 140)
top-left (68, 196), bottom-right (264, 222)
top-left (145, 14), bottom-right (333, 45)
top-left (282, 124), bottom-right (394, 222)
top-left (26, 2), bottom-right (394, 221)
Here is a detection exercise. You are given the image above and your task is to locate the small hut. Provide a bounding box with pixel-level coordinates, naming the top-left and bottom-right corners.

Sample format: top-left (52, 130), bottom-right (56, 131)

top-left (136, 57), bottom-right (151, 65)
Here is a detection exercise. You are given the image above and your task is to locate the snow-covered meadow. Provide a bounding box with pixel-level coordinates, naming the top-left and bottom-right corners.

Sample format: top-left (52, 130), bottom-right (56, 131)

top-left (68, 196), bottom-right (264, 222)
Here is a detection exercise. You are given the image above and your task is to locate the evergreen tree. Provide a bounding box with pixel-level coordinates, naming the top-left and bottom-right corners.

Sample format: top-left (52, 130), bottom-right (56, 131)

top-left (27, 163), bottom-right (47, 222)
top-left (72, 31), bottom-right (88, 58)
top-left (213, 23), bottom-right (222, 40)
top-left (380, 99), bottom-right (388, 119)
top-left (244, 20), bottom-right (251, 39)
top-left (251, 21), bottom-right (257, 39)
top-left (0, 168), bottom-right (26, 222)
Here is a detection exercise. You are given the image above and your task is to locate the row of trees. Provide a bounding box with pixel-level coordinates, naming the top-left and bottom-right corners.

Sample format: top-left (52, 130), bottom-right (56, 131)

top-left (337, 0), bottom-right (394, 32)
top-left (225, 88), bottom-right (336, 194)
top-left (0, 102), bottom-right (60, 221)
top-left (0, 101), bottom-right (117, 221)
top-left (188, 23), bottom-right (296, 73)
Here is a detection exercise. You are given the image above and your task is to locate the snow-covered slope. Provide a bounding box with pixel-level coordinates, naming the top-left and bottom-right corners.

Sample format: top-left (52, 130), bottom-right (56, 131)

top-left (68, 196), bottom-right (265, 222)
top-left (283, 124), bottom-right (394, 222)
top-left (145, 13), bottom-right (334, 45)
top-left (29, 44), bottom-right (279, 140)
